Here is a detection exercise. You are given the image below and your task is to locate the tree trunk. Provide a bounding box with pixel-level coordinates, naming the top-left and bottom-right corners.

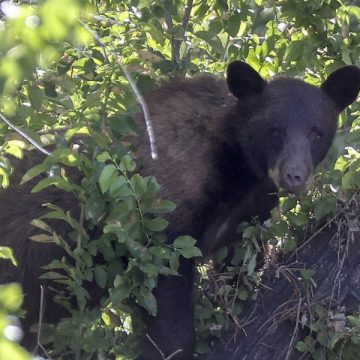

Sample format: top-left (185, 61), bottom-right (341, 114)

top-left (206, 211), bottom-right (360, 360)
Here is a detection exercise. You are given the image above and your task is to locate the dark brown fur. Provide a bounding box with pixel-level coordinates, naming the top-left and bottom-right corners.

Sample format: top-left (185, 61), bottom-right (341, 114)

top-left (0, 151), bottom-right (79, 349)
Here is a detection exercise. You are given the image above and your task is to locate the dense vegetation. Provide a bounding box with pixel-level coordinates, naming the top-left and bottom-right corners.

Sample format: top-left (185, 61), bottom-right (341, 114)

top-left (0, 0), bottom-right (359, 359)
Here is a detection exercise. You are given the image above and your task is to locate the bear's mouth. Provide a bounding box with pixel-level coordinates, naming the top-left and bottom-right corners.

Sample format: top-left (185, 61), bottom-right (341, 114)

top-left (268, 168), bottom-right (313, 196)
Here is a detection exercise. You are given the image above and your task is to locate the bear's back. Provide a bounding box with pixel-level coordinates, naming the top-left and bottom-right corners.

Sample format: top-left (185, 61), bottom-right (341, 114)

top-left (136, 76), bottom-right (236, 235)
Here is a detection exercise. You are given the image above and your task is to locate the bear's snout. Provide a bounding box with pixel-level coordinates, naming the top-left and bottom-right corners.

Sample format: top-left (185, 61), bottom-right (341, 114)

top-left (268, 156), bottom-right (313, 195)
top-left (280, 163), bottom-right (312, 194)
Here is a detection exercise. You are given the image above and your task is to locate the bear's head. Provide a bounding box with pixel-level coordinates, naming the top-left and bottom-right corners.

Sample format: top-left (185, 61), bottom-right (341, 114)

top-left (227, 61), bottom-right (360, 194)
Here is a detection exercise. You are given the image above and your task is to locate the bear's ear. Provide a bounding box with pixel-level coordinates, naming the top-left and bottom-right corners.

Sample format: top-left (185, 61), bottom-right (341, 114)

top-left (227, 61), bottom-right (265, 99)
top-left (321, 65), bottom-right (360, 112)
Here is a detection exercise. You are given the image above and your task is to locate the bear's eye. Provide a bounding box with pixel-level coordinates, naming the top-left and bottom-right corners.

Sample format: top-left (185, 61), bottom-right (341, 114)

top-left (269, 128), bottom-right (281, 138)
top-left (310, 128), bottom-right (323, 141)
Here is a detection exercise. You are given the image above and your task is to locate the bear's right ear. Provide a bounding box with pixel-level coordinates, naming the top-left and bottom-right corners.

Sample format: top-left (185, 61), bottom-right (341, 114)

top-left (321, 65), bottom-right (360, 112)
top-left (227, 61), bottom-right (265, 99)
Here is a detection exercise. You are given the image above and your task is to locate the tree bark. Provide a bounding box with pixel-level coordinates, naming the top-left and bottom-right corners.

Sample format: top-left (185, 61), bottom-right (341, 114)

top-left (206, 210), bottom-right (360, 360)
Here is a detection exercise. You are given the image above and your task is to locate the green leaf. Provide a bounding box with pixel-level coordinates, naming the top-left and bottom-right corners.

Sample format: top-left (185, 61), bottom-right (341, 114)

top-left (0, 168), bottom-right (9, 188)
top-left (0, 339), bottom-right (31, 360)
top-left (28, 85), bottom-right (43, 110)
top-left (130, 174), bottom-right (146, 196)
top-left (0, 284), bottom-right (23, 311)
top-left (4, 140), bottom-right (25, 159)
top-left (43, 80), bottom-right (57, 97)
top-left (195, 31), bottom-right (224, 54)
top-left (29, 234), bottom-right (55, 243)
top-left (173, 235), bottom-right (197, 248)
top-left (281, 197), bottom-right (297, 213)
top-left (347, 315), bottom-right (360, 328)
top-left (246, 254), bottom-right (257, 275)
top-left (30, 218), bottom-right (53, 232)
top-left (109, 176), bottom-right (132, 198)
top-left (224, 13), bottom-right (241, 37)
top-left (94, 266), bottom-right (107, 288)
top-left (215, 0), bottom-right (228, 11)
top-left (147, 199), bottom-right (176, 213)
top-left (111, 283), bottom-right (131, 307)
top-left (169, 251), bottom-right (179, 270)
top-left (137, 287), bottom-right (157, 316)
top-left (150, 246), bottom-right (170, 259)
top-left (313, 197), bottom-right (337, 221)
top-left (99, 164), bottom-right (117, 193)
top-left (144, 218), bottom-right (169, 232)
top-left (0, 246), bottom-right (17, 266)
top-left (31, 176), bottom-right (73, 193)
top-left (283, 236), bottom-right (297, 253)
top-left (140, 263), bottom-right (158, 277)
top-left (295, 341), bottom-right (307, 353)
top-left (285, 41), bottom-right (304, 61)
top-left (20, 163), bottom-right (47, 184)
top-left (179, 247), bottom-right (202, 258)
top-left (287, 212), bottom-right (308, 227)
top-left (238, 289), bottom-right (248, 301)
top-left (119, 155), bottom-right (136, 172)
top-left (329, 332), bottom-right (349, 350)
top-left (342, 170), bottom-right (360, 190)
top-left (96, 151), bottom-right (111, 162)
top-left (300, 269), bottom-right (315, 281)
top-left (84, 58), bottom-right (96, 74)
top-left (85, 195), bottom-right (106, 222)
top-left (241, 225), bottom-right (259, 239)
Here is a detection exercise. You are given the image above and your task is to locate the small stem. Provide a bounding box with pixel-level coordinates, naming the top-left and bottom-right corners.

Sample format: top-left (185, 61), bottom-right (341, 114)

top-left (121, 167), bottom-right (151, 245)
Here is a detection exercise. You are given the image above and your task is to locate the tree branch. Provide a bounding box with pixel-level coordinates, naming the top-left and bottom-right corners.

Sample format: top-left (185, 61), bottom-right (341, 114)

top-left (79, 19), bottom-right (158, 160)
top-left (166, 0), bottom-right (193, 66)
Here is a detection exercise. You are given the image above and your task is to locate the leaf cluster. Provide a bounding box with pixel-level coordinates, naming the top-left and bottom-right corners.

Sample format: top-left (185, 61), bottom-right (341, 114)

top-left (0, 0), bottom-right (358, 359)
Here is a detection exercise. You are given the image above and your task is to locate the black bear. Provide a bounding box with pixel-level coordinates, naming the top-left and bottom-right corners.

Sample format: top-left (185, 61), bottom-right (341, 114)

top-left (137, 61), bottom-right (360, 359)
top-left (0, 61), bottom-right (359, 359)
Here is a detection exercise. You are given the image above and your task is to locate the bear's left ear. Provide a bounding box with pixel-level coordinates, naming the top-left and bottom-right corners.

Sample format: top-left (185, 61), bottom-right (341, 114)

top-left (321, 65), bottom-right (360, 112)
top-left (227, 61), bottom-right (266, 99)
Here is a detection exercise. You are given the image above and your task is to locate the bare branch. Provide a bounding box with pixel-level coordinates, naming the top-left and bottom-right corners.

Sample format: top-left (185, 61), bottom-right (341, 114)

top-left (284, 296), bottom-right (302, 360)
top-left (145, 333), bottom-right (183, 360)
top-left (0, 113), bottom-right (51, 156)
top-left (167, 0), bottom-right (193, 66)
top-left (36, 285), bottom-right (51, 358)
top-left (116, 59), bottom-right (158, 160)
top-left (182, 0), bottom-right (193, 33)
top-left (145, 333), bottom-right (165, 358)
top-left (79, 19), bottom-right (158, 160)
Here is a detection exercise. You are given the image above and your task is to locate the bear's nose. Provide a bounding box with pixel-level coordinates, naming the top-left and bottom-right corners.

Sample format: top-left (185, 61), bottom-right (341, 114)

top-left (281, 166), bottom-right (308, 193)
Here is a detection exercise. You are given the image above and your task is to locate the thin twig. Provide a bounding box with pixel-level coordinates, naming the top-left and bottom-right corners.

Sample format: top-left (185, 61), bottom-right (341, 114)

top-left (116, 59), bottom-right (158, 160)
top-left (164, 349), bottom-right (184, 360)
top-left (257, 298), bottom-right (297, 332)
top-left (78, 19), bottom-right (158, 160)
top-left (327, 215), bottom-right (352, 312)
top-left (145, 334), bottom-right (165, 359)
top-left (145, 333), bottom-right (183, 360)
top-left (0, 113), bottom-right (51, 156)
top-left (36, 285), bottom-right (51, 358)
top-left (285, 296), bottom-right (302, 360)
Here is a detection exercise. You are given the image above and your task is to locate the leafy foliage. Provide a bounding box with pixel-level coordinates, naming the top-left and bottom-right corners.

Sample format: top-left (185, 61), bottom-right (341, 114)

top-left (0, 0), bottom-right (358, 359)
top-left (0, 248), bottom-right (30, 360)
